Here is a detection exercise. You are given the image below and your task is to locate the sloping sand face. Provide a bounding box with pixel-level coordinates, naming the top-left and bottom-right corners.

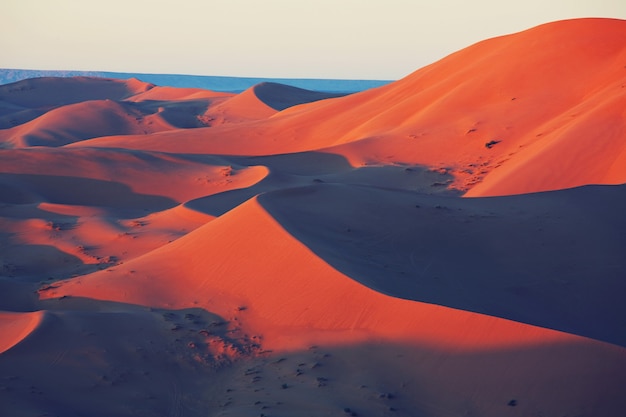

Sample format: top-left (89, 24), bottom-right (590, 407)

top-left (0, 311), bottom-right (44, 354)
top-left (1, 17), bottom-right (625, 417)
top-left (62, 19), bottom-right (626, 195)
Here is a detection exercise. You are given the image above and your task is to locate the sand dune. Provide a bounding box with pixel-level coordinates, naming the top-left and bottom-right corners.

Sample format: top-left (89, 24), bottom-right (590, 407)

top-left (0, 83), bottom-right (243, 147)
top-left (20, 194), bottom-right (626, 416)
top-left (0, 99), bottom-right (176, 147)
top-left (68, 18), bottom-right (626, 195)
top-left (198, 82), bottom-right (346, 125)
top-left (126, 85), bottom-right (233, 102)
top-left (0, 76), bottom-right (153, 109)
top-left (252, 82), bottom-right (346, 111)
top-left (37, 190), bottom-right (625, 347)
top-left (1, 17), bottom-right (626, 417)
top-left (0, 147), bottom-right (269, 203)
top-left (0, 311), bottom-right (44, 354)
top-left (260, 182), bottom-right (626, 345)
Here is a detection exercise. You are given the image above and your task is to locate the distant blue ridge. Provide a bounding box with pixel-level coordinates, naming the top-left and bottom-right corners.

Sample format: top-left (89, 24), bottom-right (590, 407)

top-left (0, 68), bottom-right (392, 93)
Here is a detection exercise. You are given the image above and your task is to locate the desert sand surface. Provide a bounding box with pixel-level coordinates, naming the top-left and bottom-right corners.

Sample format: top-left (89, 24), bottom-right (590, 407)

top-left (1, 18), bottom-right (625, 417)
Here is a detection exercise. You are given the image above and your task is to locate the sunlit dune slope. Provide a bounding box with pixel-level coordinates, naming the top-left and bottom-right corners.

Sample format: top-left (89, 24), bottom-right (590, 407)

top-left (0, 147), bottom-right (268, 204)
top-left (70, 18), bottom-right (626, 196)
top-left (0, 99), bottom-right (179, 147)
top-left (125, 85), bottom-right (233, 102)
top-left (0, 311), bottom-right (44, 354)
top-left (201, 84), bottom-right (280, 124)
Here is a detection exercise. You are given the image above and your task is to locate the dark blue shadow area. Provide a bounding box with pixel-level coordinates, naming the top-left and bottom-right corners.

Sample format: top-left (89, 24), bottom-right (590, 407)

top-left (0, 173), bottom-right (177, 213)
top-left (185, 152), bottom-right (457, 218)
top-left (2, 320), bottom-right (624, 417)
top-left (252, 82), bottom-right (346, 111)
top-left (0, 297), bottom-right (260, 417)
top-left (258, 182), bottom-right (626, 347)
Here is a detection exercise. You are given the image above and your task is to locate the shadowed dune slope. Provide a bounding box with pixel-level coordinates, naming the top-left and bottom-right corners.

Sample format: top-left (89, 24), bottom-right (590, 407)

top-left (0, 99), bottom-right (176, 147)
top-left (4, 302), bottom-right (624, 417)
top-left (258, 183), bottom-right (626, 346)
top-left (252, 82), bottom-right (346, 111)
top-left (0, 76), bottom-right (153, 109)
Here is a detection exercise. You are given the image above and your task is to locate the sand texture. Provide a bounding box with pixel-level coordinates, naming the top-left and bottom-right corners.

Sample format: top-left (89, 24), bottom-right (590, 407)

top-left (1, 18), bottom-right (625, 417)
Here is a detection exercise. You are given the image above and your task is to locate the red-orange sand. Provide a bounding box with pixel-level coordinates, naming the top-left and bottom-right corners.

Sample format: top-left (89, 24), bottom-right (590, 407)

top-left (1, 18), bottom-right (625, 417)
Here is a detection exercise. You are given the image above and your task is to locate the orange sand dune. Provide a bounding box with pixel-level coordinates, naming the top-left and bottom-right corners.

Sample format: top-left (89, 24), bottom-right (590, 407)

top-left (2, 17), bottom-right (626, 417)
top-left (0, 311), bottom-right (44, 354)
top-left (253, 82), bottom-right (345, 111)
top-left (35, 193), bottom-right (626, 416)
top-left (0, 78), bottom-right (240, 141)
top-left (70, 18), bottom-right (626, 195)
top-left (202, 84), bottom-right (279, 124)
top-left (199, 82), bottom-right (345, 125)
top-left (0, 86), bottom-right (241, 147)
top-left (0, 99), bottom-right (177, 147)
top-left (126, 85), bottom-right (233, 102)
top-left (0, 76), bottom-right (153, 109)
top-left (464, 89), bottom-right (626, 196)
top-left (36, 194), bottom-right (619, 350)
top-left (126, 86), bottom-right (238, 128)
top-left (0, 147), bottom-right (268, 203)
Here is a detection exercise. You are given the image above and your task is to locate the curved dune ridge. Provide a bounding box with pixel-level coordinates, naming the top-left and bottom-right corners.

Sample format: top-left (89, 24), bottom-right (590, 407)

top-left (252, 82), bottom-right (346, 111)
top-left (257, 182), bottom-right (626, 346)
top-left (197, 82), bottom-right (346, 125)
top-left (0, 76), bottom-right (153, 108)
top-left (0, 147), bottom-right (269, 203)
top-left (34, 194), bottom-right (622, 350)
top-left (0, 311), bottom-right (44, 354)
top-left (0, 99), bottom-right (177, 147)
top-left (33, 192), bottom-right (626, 415)
top-left (1, 18), bottom-right (626, 417)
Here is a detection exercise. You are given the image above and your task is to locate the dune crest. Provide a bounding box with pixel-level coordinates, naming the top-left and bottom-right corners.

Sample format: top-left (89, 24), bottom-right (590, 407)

top-left (0, 76), bottom-right (153, 108)
top-left (36, 195), bottom-right (600, 351)
top-left (0, 311), bottom-right (44, 354)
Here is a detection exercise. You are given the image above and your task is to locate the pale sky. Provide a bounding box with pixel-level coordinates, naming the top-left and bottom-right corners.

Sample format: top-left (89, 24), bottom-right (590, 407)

top-left (2, 0), bottom-right (625, 80)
